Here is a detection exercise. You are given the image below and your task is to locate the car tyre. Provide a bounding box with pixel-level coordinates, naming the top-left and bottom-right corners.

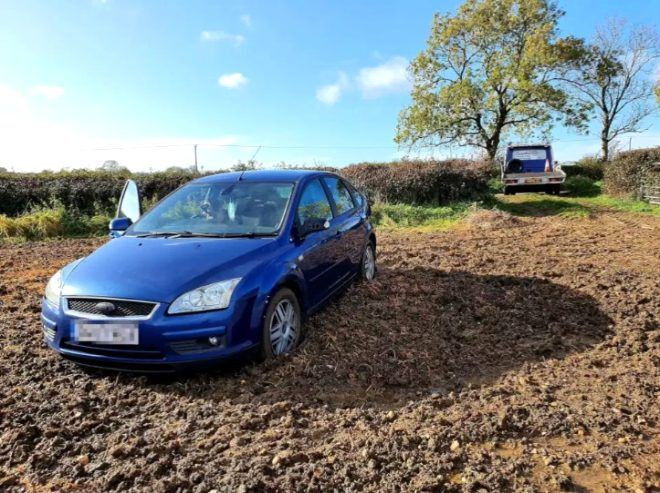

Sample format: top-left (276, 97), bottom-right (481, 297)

top-left (260, 288), bottom-right (302, 360)
top-left (360, 242), bottom-right (377, 281)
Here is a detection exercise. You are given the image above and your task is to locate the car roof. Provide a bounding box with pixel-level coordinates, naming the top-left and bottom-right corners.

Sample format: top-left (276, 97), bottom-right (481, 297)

top-left (192, 168), bottom-right (331, 184)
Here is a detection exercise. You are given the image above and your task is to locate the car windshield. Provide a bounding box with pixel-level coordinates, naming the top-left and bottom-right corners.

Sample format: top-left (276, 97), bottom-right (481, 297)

top-left (129, 181), bottom-right (295, 237)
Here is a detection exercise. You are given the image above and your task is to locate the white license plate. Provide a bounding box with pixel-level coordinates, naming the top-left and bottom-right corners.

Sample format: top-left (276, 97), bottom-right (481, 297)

top-left (73, 322), bottom-right (139, 345)
top-left (525, 178), bottom-right (542, 184)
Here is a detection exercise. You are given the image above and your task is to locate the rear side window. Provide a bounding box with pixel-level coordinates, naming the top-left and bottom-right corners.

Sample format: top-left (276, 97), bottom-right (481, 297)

top-left (297, 179), bottom-right (333, 224)
top-left (346, 182), bottom-right (365, 208)
top-left (324, 177), bottom-right (355, 215)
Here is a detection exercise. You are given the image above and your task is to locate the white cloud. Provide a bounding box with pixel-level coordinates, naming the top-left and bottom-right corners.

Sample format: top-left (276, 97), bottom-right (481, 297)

top-left (201, 30), bottom-right (244, 46)
top-left (217, 72), bottom-right (249, 89)
top-left (356, 56), bottom-right (410, 98)
top-left (240, 14), bottom-right (252, 28)
top-left (30, 85), bottom-right (64, 100)
top-left (316, 72), bottom-right (349, 105)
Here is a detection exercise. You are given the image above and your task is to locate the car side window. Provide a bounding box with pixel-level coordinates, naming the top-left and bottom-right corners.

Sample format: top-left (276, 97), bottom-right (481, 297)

top-left (324, 177), bottom-right (355, 215)
top-left (345, 181), bottom-right (364, 208)
top-left (297, 179), bottom-right (333, 224)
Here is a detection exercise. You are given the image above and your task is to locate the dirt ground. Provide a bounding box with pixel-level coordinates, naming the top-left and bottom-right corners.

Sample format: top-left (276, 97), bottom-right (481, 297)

top-left (0, 208), bottom-right (658, 492)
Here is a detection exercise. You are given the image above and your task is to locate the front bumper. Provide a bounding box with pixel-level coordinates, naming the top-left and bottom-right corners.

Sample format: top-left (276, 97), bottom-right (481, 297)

top-left (41, 296), bottom-right (259, 373)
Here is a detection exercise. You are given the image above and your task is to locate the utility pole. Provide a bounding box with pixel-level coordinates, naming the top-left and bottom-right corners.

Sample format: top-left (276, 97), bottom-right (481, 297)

top-left (194, 144), bottom-right (199, 174)
top-left (628, 137), bottom-right (632, 151)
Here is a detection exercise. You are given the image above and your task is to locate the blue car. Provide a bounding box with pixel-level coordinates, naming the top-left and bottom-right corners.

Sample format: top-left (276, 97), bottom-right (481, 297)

top-left (41, 170), bottom-right (377, 373)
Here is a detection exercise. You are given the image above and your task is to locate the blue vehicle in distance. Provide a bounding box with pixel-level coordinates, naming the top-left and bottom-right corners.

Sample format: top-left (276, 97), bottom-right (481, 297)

top-left (41, 170), bottom-right (377, 373)
top-left (501, 143), bottom-right (565, 195)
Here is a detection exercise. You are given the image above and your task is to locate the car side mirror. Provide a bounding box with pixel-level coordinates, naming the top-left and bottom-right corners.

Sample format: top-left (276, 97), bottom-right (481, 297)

top-left (109, 217), bottom-right (132, 238)
top-left (299, 217), bottom-right (330, 237)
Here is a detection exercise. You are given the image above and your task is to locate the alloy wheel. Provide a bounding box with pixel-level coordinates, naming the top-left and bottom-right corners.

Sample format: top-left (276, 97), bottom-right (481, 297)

top-left (269, 299), bottom-right (298, 355)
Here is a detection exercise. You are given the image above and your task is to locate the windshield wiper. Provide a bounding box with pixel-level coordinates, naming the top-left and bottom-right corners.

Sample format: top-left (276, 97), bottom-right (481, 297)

top-left (133, 231), bottom-right (276, 239)
top-left (134, 231), bottom-right (181, 238)
top-left (171, 231), bottom-right (277, 238)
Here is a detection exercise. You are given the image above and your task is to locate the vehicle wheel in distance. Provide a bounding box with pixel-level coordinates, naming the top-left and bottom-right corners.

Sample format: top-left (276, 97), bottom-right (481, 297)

top-left (261, 288), bottom-right (302, 359)
top-left (360, 242), bottom-right (376, 281)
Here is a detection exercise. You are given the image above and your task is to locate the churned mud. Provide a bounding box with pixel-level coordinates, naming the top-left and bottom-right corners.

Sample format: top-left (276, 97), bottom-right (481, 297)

top-left (0, 210), bottom-right (658, 492)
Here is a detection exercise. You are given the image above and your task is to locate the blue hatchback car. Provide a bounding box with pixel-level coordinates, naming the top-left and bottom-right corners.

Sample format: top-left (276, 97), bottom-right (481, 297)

top-left (41, 170), bottom-right (377, 373)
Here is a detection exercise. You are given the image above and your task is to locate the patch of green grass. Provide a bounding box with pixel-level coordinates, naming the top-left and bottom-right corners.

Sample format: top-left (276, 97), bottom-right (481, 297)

top-left (582, 194), bottom-right (660, 215)
top-left (371, 202), bottom-right (471, 230)
top-left (489, 191), bottom-right (659, 218)
top-left (0, 209), bottom-right (111, 240)
top-left (564, 176), bottom-right (602, 197)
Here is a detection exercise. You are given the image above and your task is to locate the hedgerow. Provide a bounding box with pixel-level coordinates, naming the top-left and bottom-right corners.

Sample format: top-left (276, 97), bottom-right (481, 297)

top-left (0, 160), bottom-right (491, 217)
top-left (603, 147), bottom-right (660, 198)
top-left (563, 156), bottom-right (604, 180)
top-left (341, 159), bottom-right (491, 205)
top-left (0, 169), bottom-right (198, 217)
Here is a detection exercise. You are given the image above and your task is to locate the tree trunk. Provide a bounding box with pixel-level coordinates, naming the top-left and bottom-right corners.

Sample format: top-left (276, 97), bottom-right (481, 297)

top-left (601, 119), bottom-right (610, 161)
top-left (601, 136), bottom-right (609, 162)
top-left (486, 132), bottom-right (501, 162)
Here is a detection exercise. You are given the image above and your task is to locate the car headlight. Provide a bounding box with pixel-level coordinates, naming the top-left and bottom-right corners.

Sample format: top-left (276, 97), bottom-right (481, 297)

top-left (168, 279), bottom-right (241, 314)
top-left (44, 270), bottom-right (63, 307)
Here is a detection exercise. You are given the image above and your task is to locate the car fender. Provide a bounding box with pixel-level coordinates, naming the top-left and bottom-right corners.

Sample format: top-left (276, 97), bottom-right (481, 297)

top-left (247, 260), bottom-right (308, 332)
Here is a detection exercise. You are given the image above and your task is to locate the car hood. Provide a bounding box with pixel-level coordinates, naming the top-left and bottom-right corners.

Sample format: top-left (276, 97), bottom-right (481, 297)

top-left (62, 235), bottom-right (279, 302)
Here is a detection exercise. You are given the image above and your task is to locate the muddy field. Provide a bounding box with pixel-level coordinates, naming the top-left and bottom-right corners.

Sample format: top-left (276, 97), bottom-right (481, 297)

top-left (0, 209), bottom-right (658, 492)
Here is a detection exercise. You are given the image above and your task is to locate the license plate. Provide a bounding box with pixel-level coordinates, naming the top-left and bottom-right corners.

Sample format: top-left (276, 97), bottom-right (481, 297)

top-left (525, 178), bottom-right (542, 184)
top-left (73, 322), bottom-right (139, 345)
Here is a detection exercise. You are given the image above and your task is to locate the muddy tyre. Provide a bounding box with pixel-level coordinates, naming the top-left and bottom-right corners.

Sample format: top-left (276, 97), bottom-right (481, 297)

top-left (360, 242), bottom-right (377, 281)
top-left (260, 288), bottom-right (302, 360)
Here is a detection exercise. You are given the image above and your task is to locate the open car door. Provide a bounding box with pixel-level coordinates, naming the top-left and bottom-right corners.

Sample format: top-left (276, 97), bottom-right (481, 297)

top-left (109, 179), bottom-right (142, 237)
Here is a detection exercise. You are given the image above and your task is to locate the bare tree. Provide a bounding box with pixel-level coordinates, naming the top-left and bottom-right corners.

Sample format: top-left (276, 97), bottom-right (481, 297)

top-left (565, 20), bottom-right (658, 161)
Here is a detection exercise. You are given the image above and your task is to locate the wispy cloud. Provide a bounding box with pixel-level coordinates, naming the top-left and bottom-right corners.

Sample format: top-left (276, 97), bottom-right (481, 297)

top-left (240, 14), bottom-right (252, 28)
top-left (218, 72), bottom-right (249, 89)
top-left (316, 72), bottom-right (349, 105)
top-left (356, 56), bottom-right (410, 98)
top-left (200, 30), bottom-right (244, 46)
top-left (30, 85), bottom-right (64, 100)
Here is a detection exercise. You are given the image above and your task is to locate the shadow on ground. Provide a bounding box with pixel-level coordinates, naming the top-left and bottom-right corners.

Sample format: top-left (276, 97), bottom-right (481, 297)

top-left (492, 195), bottom-right (592, 217)
top-left (145, 266), bottom-right (612, 409)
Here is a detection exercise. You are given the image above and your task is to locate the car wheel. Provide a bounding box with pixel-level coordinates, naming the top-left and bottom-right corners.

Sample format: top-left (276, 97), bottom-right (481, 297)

top-left (261, 288), bottom-right (302, 359)
top-left (361, 242), bottom-right (376, 281)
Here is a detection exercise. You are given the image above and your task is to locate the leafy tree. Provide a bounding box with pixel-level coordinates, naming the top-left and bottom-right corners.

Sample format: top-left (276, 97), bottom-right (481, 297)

top-left (563, 20), bottom-right (658, 161)
top-left (231, 159), bottom-right (260, 172)
top-left (99, 160), bottom-right (129, 173)
top-left (395, 0), bottom-right (588, 160)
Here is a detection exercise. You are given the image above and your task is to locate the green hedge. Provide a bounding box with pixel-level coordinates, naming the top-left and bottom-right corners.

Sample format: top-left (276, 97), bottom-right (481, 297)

top-left (603, 147), bottom-right (660, 198)
top-left (0, 160), bottom-right (491, 217)
top-left (0, 169), bottom-right (198, 217)
top-left (563, 156), bottom-right (604, 181)
top-left (341, 159), bottom-right (491, 205)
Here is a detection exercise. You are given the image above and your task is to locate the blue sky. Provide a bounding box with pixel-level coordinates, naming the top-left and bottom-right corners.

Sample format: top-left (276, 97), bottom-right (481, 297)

top-left (0, 0), bottom-right (658, 171)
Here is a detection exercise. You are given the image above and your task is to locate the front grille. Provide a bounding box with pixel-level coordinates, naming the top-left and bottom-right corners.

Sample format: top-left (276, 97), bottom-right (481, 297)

top-left (61, 340), bottom-right (165, 360)
top-left (170, 337), bottom-right (226, 355)
top-left (67, 298), bottom-right (156, 317)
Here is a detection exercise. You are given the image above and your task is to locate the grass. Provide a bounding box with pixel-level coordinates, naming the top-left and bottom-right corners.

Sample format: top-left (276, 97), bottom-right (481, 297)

top-left (486, 177), bottom-right (659, 219)
top-left (371, 202), bottom-right (471, 230)
top-left (0, 209), bottom-right (111, 241)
